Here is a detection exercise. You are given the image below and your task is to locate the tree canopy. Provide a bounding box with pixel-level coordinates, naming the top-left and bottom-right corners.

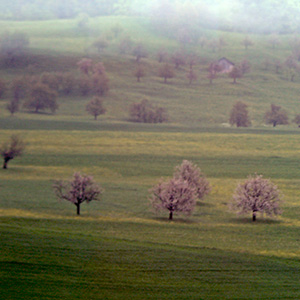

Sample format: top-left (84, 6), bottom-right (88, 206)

top-left (231, 174), bottom-right (282, 221)
top-left (53, 172), bottom-right (102, 215)
top-left (0, 135), bottom-right (25, 169)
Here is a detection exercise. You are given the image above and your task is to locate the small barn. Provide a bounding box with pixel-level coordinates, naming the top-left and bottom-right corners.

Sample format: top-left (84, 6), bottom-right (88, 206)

top-left (215, 57), bottom-right (235, 73)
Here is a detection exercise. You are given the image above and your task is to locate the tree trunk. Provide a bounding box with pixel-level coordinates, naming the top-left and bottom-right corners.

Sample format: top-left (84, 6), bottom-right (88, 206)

top-left (76, 203), bottom-right (80, 215)
top-left (164, 77), bottom-right (167, 84)
top-left (3, 157), bottom-right (10, 169)
top-left (169, 211), bottom-right (173, 220)
top-left (252, 211), bottom-right (256, 221)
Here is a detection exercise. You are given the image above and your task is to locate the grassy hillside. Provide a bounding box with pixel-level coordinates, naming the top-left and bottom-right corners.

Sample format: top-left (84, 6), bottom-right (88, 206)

top-left (0, 16), bottom-right (300, 128)
top-left (1, 16), bottom-right (300, 299)
top-left (1, 129), bottom-right (300, 299)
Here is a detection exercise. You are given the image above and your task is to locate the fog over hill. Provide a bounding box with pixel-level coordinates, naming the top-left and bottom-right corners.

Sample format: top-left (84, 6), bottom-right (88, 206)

top-left (1, 0), bottom-right (300, 34)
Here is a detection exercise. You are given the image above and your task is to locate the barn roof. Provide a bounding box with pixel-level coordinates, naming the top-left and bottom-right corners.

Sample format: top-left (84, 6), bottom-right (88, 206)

top-left (218, 57), bottom-right (235, 65)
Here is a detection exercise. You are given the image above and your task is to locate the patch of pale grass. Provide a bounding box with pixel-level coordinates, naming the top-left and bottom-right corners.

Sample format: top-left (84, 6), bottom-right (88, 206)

top-left (2, 130), bottom-right (300, 158)
top-left (1, 166), bottom-right (123, 181)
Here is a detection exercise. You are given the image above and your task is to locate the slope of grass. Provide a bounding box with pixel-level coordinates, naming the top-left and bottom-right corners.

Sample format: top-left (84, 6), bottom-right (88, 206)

top-left (2, 217), bottom-right (300, 300)
top-left (0, 16), bottom-right (300, 127)
top-left (1, 16), bottom-right (300, 299)
top-left (1, 127), bottom-right (300, 299)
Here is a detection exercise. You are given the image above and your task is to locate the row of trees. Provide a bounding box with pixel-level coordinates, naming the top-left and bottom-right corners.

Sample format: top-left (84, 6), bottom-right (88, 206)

top-left (3, 57), bottom-right (110, 116)
top-left (52, 161), bottom-right (282, 222)
top-left (1, 137), bottom-right (283, 222)
top-left (229, 102), bottom-right (298, 128)
top-left (118, 31), bottom-right (300, 85)
top-left (129, 99), bottom-right (168, 123)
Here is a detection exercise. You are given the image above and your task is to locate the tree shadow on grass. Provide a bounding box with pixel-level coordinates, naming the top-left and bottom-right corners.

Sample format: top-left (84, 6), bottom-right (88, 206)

top-left (229, 216), bottom-right (282, 225)
top-left (196, 201), bottom-right (214, 208)
top-left (153, 216), bottom-right (198, 224)
top-left (26, 111), bottom-right (53, 115)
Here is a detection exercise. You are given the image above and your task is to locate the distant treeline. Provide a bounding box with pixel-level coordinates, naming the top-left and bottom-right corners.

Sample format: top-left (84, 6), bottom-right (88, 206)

top-left (2, 0), bottom-right (300, 34)
top-left (0, 0), bottom-right (117, 19)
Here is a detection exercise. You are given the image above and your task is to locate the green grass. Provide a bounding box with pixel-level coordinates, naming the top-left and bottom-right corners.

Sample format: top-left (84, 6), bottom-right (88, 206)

top-left (1, 127), bottom-right (300, 299)
top-left (0, 16), bottom-right (300, 128)
top-left (1, 15), bottom-right (300, 299)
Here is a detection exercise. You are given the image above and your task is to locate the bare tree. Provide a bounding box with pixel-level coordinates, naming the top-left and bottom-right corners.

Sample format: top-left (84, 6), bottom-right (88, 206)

top-left (11, 76), bottom-right (27, 100)
top-left (187, 54), bottom-right (198, 70)
top-left (229, 101), bottom-right (251, 127)
top-left (285, 56), bottom-right (299, 82)
top-left (173, 160), bottom-right (210, 200)
top-left (208, 39), bottom-right (219, 53)
top-left (157, 48), bottom-right (168, 63)
top-left (274, 59), bottom-right (282, 74)
top-left (92, 37), bottom-right (108, 53)
top-left (242, 36), bottom-right (254, 50)
top-left (186, 69), bottom-right (197, 85)
top-left (134, 65), bottom-right (146, 82)
top-left (0, 78), bottom-right (7, 98)
top-left (208, 63), bottom-right (222, 84)
top-left (158, 63), bottom-right (175, 83)
top-left (231, 174), bottom-right (282, 221)
top-left (132, 44), bottom-right (148, 63)
top-left (24, 83), bottom-right (58, 113)
top-left (1, 135), bottom-right (25, 169)
top-left (293, 114), bottom-right (300, 127)
top-left (264, 104), bottom-right (288, 127)
top-left (86, 96), bottom-right (106, 120)
top-left (53, 172), bottom-right (102, 215)
top-left (6, 98), bottom-right (19, 116)
top-left (150, 178), bottom-right (197, 220)
top-left (111, 24), bottom-right (123, 38)
top-left (228, 66), bottom-right (242, 84)
top-left (171, 51), bottom-right (186, 69)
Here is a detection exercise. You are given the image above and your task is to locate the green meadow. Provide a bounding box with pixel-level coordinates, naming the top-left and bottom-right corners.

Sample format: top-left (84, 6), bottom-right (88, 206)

top-left (1, 16), bottom-right (300, 299)
top-left (1, 128), bottom-right (300, 299)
